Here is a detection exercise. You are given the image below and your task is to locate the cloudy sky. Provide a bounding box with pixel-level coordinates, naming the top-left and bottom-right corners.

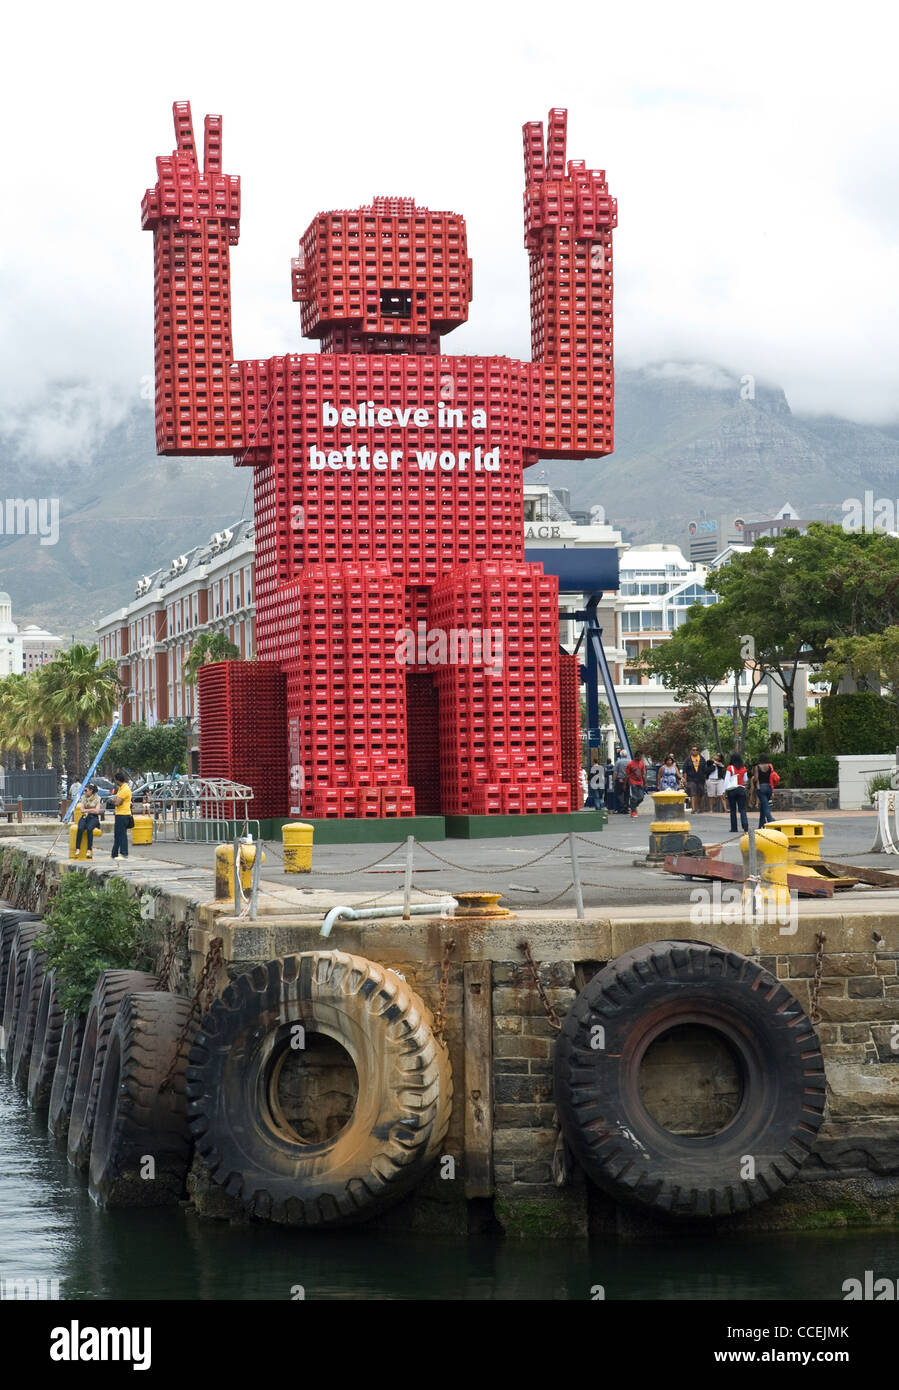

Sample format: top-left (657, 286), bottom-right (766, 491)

top-left (2, 0), bottom-right (897, 461)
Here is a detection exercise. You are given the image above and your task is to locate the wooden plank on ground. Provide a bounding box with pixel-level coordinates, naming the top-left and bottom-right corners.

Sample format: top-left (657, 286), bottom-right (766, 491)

top-left (463, 960), bottom-right (493, 1199)
top-left (797, 858), bottom-right (899, 888)
top-left (786, 872), bottom-right (835, 897)
top-left (664, 854), bottom-right (745, 882)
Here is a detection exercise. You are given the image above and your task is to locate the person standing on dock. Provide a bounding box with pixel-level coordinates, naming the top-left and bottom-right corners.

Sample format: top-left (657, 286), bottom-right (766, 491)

top-left (723, 753), bottom-right (750, 832)
top-left (613, 747), bottom-right (629, 815)
top-left (110, 772), bottom-right (133, 860)
top-left (683, 746), bottom-right (709, 815)
top-left (624, 750), bottom-right (648, 819)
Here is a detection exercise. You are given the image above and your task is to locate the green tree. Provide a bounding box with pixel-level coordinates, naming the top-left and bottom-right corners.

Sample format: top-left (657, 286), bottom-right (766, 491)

top-left (818, 627), bottom-right (899, 703)
top-left (0, 673), bottom-right (34, 770)
top-left (183, 632), bottom-right (240, 686)
top-left (642, 703), bottom-right (717, 763)
top-left (40, 644), bottom-right (124, 778)
top-left (640, 602), bottom-right (766, 755)
top-left (706, 526), bottom-right (899, 750)
top-left (87, 719), bottom-right (190, 777)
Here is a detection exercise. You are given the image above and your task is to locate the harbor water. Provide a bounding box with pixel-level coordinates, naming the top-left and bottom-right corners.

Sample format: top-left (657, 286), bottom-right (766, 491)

top-left (3, 1068), bottom-right (898, 1302)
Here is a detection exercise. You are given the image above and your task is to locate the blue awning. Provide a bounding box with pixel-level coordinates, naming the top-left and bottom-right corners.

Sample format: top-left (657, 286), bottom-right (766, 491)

top-left (525, 546), bottom-right (620, 594)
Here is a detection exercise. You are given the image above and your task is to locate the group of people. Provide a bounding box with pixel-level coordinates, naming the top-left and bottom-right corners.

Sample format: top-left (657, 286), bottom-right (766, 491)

top-left (596, 747), bottom-right (779, 831)
top-left (73, 773), bottom-right (133, 859)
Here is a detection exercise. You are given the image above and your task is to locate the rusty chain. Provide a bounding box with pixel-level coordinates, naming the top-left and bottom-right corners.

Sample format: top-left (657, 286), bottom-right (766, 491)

top-left (518, 939), bottom-right (562, 1032)
top-left (158, 936), bottom-right (224, 1094)
top-left (576, 830), bottom-right (747, 856)
top-left (155, 921), bottom-right (188, 991)
top-left (809, 931), bottom-right (827, 1026)
top-left (417, 836), bottom-right (569, 874)
top-left (298, 842), bottom-right (408, 875)
top-left (432, 938), bottom-right (455, 1041)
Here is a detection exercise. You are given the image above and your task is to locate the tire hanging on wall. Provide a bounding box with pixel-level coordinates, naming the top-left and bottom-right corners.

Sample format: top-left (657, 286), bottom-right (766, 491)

top-left (66, 969), bottom-right (157, 1171)
top-left (48, 1013), bottom-right (86, 1140)
top-left (0, 910), bottom-right (41, 1004)
top-left (11, 947), bottom-right (46, 1086)
top-left (554, 940), bottom-right (826, 1218)
top-left (186, 950), bottom-right (453, 1227)
top-left (27, 968), bottom-right (65, 1111)
top-left (89, 991), bottom-right (197, 1207)
top-left (1, 922), bottom-right (42, 1062)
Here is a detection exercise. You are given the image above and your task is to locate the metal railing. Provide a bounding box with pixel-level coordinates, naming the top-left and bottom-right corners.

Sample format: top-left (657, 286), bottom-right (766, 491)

top-left (142, 776), bottom-right (256, 843)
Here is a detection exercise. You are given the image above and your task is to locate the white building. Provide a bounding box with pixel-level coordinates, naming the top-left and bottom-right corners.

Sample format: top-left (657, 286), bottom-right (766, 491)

top-left (21, 624), bottom-right (65, 672)
top-left (0, 594), bottom-right (23, 677)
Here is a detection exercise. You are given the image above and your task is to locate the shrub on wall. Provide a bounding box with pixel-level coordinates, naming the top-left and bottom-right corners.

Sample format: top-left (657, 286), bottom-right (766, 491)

top-left (822, 693), bottom-right (899, 755)
top-left (35, 874), bottom-right (153, 1016)
top-left (769, 754), bottom-right (839, 788)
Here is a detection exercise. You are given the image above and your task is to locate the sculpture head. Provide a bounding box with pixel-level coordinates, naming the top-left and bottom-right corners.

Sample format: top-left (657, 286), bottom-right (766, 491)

top-left (292, 197), bottom-right (473, 349)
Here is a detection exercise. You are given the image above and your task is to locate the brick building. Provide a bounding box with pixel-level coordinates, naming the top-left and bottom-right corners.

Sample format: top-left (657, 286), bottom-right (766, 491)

top-left (97, 520), bottom-right (255, 727)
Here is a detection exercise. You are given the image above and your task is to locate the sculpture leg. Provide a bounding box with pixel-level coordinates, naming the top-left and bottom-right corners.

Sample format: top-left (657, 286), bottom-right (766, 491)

top-left (430, 561), bottom-right (570, 816)
top-left (283, 563), bottom-right (414, 818)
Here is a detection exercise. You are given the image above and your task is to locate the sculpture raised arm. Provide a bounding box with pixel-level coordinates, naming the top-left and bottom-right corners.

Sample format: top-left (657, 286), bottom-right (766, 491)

top-left (522, 108), bottom-right (617, 461)
top-left (142, 102), bottom-right (244, 455)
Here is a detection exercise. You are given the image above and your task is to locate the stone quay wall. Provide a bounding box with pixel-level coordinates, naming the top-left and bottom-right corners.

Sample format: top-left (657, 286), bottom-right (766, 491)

top-left (2, 841), bottom-right (898, 1237)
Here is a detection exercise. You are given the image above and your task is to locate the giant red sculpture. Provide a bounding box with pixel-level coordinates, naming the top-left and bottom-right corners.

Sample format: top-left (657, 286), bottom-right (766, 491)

top-left (142, 103), bottom-right (616, 818)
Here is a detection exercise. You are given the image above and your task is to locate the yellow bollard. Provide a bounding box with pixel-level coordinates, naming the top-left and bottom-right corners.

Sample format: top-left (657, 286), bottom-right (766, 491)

top-left (282, 821), bottom-right (314, 873)
top-left (131, 814), bottom-right (153, 846)
top-left (740, 827), bottom-right (794, 912)
top-left (770, 818), bottom-right (824, 863)
top-left (69, 818), bottom-right (104, 860)
top-left (214, 840), bottom-right (266, 899)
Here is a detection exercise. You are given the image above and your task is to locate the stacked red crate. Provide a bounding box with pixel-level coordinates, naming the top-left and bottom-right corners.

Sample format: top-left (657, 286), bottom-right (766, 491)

top-left (142, 105), bottom-right (242, 456)
top-left (559, 651), bottom-right (582, 812)
top-left (430, 559), bottom-right (564, 815)
top-left (198, 660), bottom-right (287, 818)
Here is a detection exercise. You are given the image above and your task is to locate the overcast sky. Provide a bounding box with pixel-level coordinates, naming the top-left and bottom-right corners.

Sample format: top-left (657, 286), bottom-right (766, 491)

top-left (2, 0), bottom-right (897, 462)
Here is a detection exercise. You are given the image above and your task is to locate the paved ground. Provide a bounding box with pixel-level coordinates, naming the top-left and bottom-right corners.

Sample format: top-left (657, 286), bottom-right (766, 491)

top-left (14, 806), bottom-right (899, 920)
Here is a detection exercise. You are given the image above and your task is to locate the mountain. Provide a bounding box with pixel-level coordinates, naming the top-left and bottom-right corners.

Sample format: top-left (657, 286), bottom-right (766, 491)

top-left (2, 363), bottom-right (898, 641)
top-left (0, 408), bottom-right (248, 641)
top-left (537, 364), bottom-right (899, 544)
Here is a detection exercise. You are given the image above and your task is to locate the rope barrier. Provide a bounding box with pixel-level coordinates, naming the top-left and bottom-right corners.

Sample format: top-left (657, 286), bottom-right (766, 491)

top-left (416, 835), bottom-right (569, 873)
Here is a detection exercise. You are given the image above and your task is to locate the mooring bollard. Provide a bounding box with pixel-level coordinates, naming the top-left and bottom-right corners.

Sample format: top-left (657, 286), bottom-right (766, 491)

top-left (646, 789), bottom-right (701, 864)
top-left (740, 827), bottom-right (791, 912)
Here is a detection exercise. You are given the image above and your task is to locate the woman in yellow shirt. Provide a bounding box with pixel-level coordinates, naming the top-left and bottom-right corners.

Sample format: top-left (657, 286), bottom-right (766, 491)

top-left (111, 772), bottom-right (133, 859)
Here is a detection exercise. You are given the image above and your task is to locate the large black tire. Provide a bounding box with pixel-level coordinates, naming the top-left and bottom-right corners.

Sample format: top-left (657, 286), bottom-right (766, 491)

top-left (554, 940), bottom-right (826, 1219)
top-left (1, 923), bottom-right (42, 1062)
top-left (66, 969), bottom-right (157, 1171)
top-left (0, 909), bottom-right (41, 1003)
top-left (27, 969), bottom-right (65, 1110)
top-left (48, 1014), bottom-right (86, 1140)
top-left (186, 950), bottom-right (453, 1226)
top-left (89, 992), bottom-right (196, 1207)
top-left (11, 947), bottom-right (46, 1086)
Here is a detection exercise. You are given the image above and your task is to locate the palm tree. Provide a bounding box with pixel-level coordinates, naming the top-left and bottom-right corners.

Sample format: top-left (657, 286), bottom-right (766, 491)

top-left (31, 665), bottom-right (66, 772)
top-left (183, 632), bottom-right (240, 686)
top-left (0, 674), bottom-right (32, 771)
top-left (41, 644), bottom-right (124, 780)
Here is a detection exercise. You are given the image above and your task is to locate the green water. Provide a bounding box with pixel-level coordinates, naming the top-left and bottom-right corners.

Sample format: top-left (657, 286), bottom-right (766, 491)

top-left (2, 1069), bottom-right (899, 1301)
